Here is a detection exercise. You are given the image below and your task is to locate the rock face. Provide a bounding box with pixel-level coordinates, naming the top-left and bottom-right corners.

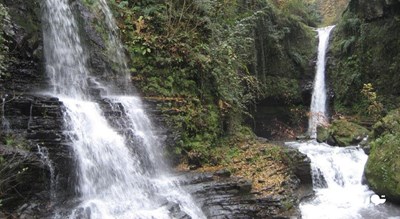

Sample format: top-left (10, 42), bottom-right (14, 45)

top-left (181, 172), bottom-right (301, 219)
top-left (365, 108), bottom-right (400, 204)
top-left (285, 148), bottom-right (313, 185)
top-left (329, 0), bottom-right (400, 112)
top-left (0, 0), bottom-right (313, 217)
top-left (0, 0), bottom-right (47, 94)
top-left (0, 95), bottom-right (75, 217)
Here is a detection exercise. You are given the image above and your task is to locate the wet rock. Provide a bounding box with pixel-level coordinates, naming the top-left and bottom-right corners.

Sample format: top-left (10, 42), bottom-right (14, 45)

top-left (164, 202), bottom-right (192, 219)
top-left (214, 169), bottom-right (231, 178)
top-left (180, 171), bottom-right (301, 219)
top-left (285, 148), bottom-right (312, 185)
top-left (1, 0), bottom-right (46, 93)
top-left (0, 95), bottom-right (75, 216)
top-left (296, 135), bottom-right (311, 141)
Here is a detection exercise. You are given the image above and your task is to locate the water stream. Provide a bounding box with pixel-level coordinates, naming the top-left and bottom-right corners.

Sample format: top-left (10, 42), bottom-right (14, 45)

top-left (42, 0), bottom-right (205, 218)
top-left (292, 26), bottom-right (400, 219)
top-left (287, 141), bottom-right (400, 219)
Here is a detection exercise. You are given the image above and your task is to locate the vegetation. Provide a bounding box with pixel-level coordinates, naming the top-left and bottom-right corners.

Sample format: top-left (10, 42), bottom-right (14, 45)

top-left (98, 0), bottom-right (319, 163)
top-left (316, 119), bottom-right (368, 146)
top-left (190, 130), bottom-right (297, 198)
top-left (365, 108), bottom-right (400, 202)
top-left (329, 1), bottom-right (400, 120)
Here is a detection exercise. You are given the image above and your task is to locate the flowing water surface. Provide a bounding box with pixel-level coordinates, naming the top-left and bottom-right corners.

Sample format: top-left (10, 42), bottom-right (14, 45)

top-left (42, 0), bottom-right (205, 218)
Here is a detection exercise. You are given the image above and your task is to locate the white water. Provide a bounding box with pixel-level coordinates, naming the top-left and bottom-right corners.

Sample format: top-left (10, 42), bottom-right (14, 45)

top-left (294, 25), bottom-right (400, 219)
top-left (42, 0), bottom-right (205, 218)
top-left (1, 97), bottom-right (10, 131)
top-left (308, 26), bottom-right (335, 138)
top-left (37, 145), bottom-right (57, 202)
top-left (287, 141), bottom-right (400, 219)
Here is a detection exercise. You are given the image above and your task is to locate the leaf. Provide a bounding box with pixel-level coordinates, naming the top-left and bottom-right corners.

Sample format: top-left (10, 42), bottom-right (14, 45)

top-left (118, 1), bottom-right (128, 9)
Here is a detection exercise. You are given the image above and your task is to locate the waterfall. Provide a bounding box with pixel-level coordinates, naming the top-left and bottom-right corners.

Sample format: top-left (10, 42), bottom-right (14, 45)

top-left (288, 25), bottom-right (400, 219)
top-left (37, 145), bottom-right (57, 203)
top-left (287, 141), bottom-right (400, 219)
top-left (308, 26), bottom-right (335, 138)
top-left (1, 97), bottom-right (10, 131)
top-left (42, 0), bottom-right (205, 218)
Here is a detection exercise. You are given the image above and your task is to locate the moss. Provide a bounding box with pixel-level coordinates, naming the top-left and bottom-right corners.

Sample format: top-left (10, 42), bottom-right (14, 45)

top-left (329, 2), bottom-right (400, 116)
top-left (317, 119), bottom-right (369, 146)
top-left (365, 108), bottom-right (400, 203)
top-left (372, 108), bottom-right (400, 138)
top-left (316, 125), bottom-right (329, 143)
top-left (365, 133), bottom-right (400, 202)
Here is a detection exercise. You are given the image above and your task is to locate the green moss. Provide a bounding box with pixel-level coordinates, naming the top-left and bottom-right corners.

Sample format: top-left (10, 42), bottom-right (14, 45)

top-left (317, 119), bottom-right (369, 146)
top-left (107, 0), bottom-right (319, 164)
top-left (330, 6), bottom-right (400, 116)
top-left (372, 108), bottom-right (400, 138)
top-left (365, 133), bottom-right (400, 201)
top-left (365, 108), bottom-right (400, 202)
top-left (316, 125), bottom-right (329, 143)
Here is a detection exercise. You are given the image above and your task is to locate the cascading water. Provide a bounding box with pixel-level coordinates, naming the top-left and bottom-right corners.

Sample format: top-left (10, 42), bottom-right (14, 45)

top-left (288, 26), bottom-right (400, 219)
top-left (1, 96), bottom-right (10, 131)
top-left (37, 145), bottom-right (57, 202)
top-left (42, 0), bottom-right (205, 218)
top-left (308, 26), bottom-right (335, 138)
top-left (287, 141), bottom-right (400, 219)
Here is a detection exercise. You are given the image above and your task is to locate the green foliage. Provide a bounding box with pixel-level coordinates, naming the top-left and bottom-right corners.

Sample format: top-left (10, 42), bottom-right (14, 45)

top-left (1, 134), bottom-right (28, 150)
top-left (361, 83), bottom-right (383, 121)
top-left (331, 10), bottom-right (400, 116)
top-left (105, 0), bottom-right (319, 163)
top-left (273, 0), bottom-right (321, 26)
top-left (250, 1), bottom-right (317, 105)
top-left (0, 154), bottom-right (29, 204)
top-left (0, 4), bottom-right (10, 79)
top-left (317, 119), bottom-right (369, 146)
top-left (366, 108), bottom-right (400, 201)
top-left (372, 108), bottom-right (400, 138)
top-left (263, 76), bottom-right (301, 103)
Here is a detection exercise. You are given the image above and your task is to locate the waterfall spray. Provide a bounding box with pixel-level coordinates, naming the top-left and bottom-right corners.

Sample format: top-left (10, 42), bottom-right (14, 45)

top-left (308, 26), bottom-right (335, 138)
top-left (42, 0), bottom-right (205, 218)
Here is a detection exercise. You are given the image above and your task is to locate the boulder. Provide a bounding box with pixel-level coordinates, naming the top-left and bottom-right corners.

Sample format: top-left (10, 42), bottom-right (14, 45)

top-left (285, 148), bottom-right (312, 185)
top-left (182, 172), bottom-right (301, 218)
top-left (316, 119), bottom-right (369, 147)
top-left (365, 108), bottom-right (400, 204)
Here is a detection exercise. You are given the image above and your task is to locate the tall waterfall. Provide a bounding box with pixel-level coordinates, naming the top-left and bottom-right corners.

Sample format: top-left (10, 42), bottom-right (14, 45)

top-left (42, 0), bottom-right (205, 218)
top-left (308, 26), bottom-right (335, 138)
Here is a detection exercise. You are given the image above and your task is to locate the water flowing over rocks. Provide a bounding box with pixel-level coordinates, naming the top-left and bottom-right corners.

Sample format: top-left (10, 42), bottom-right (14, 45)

top-left (0, 0), bottom-right (316, 217)
top-left (0, 95), bottom-right (74, 217)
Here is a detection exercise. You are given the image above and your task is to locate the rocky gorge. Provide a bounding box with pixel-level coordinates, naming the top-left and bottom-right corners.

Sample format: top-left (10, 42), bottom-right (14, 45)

top-left (1, 0), bottom-right (400, 218)
top-left (0, 0), bottom-right (314, 218)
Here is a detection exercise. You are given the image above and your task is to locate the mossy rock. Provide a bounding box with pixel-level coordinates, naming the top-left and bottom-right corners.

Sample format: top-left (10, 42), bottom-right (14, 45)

top-left (365, 108), bottom-right (400, 203)
top-left (317, 119), bottom-right (369, 146)
top-left (365, 133), bottom-right (400, 203)
top-left (372, 108), bottom-right (400, 138)
top-left (316, 125), bottom-right (329, 142)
